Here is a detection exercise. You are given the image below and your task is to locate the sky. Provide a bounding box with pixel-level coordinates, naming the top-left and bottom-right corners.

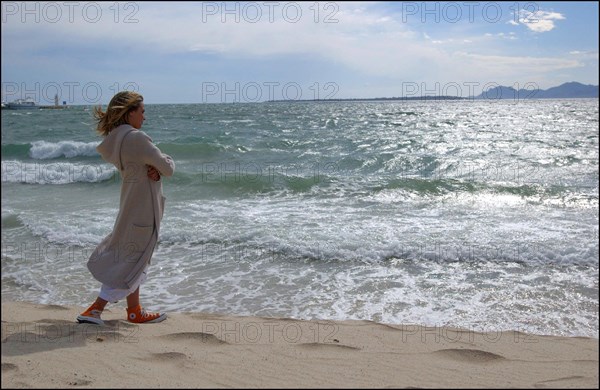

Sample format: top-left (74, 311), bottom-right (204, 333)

top-left (1, 1), bottom-right (598, 104)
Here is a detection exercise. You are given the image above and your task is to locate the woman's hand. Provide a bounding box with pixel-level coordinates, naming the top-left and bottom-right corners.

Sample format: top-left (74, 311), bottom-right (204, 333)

top-left (147, 165), bottom-right (161, 181)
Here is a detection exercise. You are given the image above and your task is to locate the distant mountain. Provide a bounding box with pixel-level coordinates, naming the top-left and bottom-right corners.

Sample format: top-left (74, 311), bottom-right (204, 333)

top-left (267, 82), bottom-right (598, 103)
top-left (537, 82), bottom-right (599, 98)
top-left (475, 82), bottom-right (598, 99)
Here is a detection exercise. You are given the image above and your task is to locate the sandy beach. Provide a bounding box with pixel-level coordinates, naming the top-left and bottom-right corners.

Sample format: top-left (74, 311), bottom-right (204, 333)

top-left (1, 301), bottom-right (597, 388)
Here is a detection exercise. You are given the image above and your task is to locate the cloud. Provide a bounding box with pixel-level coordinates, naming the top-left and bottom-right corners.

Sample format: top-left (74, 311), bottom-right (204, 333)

top-left (569, 50), bottom-right (599, 59)
top-left (515, 10), bottom-right (566, 32)
top-left (451, 52), bottom-right (582, 82)
top-left (1, 1), bottom-right (593, 101)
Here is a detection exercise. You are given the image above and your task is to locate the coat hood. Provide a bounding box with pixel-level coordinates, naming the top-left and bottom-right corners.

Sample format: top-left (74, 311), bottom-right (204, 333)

top-left (96, 124), bottom-right (136, 170)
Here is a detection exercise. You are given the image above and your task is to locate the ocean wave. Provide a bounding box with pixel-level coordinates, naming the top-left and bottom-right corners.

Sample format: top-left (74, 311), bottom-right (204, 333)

top-left (29, 140), bottom-right (100, 159)
top-left (1, 212), bottom-right (24, 229)
top-left (1, 141), bottom-right (100, 160)
top-left (10, 212), bottom-right (598, 267)
top-left (2, 140), bottom-right (234, 161)
top-left (155, 234), bottom-right (599, 267)
top-left (165, 163), bottom-right (597, 206)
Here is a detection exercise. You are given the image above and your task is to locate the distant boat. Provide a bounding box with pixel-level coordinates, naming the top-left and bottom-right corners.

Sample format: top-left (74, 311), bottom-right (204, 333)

top-left (5, 98), bottom-right (39, 110)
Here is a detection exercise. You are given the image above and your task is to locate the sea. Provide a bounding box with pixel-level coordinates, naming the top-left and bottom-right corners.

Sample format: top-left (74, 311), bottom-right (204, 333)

top-left (2, 99), bottom-right (598, 338)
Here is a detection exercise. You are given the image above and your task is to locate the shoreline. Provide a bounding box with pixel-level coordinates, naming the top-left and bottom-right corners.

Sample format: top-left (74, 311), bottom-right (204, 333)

top-left (2, 300), bottom-right (598, 388)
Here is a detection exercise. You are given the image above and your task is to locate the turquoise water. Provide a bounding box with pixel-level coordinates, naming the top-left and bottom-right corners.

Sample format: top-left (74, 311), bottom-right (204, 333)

top-left (2, 99), bottom-right (598, 337)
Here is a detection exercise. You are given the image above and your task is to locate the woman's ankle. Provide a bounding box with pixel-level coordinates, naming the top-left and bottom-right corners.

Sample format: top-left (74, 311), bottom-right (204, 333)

top-left (90, 298), bottom-right (108, 311)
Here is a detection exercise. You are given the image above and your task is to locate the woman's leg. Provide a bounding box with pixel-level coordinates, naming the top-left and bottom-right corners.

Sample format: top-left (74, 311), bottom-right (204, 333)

top-left (125, 287), bottom-right (167, 323)
top-left (126, 287), bottom-right (140, 309)
top-left (91, 297), bottom-right (108, 311)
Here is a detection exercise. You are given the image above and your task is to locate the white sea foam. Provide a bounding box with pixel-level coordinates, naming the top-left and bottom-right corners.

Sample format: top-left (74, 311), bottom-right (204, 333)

top-left (29, 140), bottom-right (100, 159)
top-left (156, 197), bottom-right (599, 266)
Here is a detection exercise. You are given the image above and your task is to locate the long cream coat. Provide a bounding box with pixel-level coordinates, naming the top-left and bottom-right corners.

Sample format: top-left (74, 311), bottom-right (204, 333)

top-left (87, 124), bottom-right (175, 289)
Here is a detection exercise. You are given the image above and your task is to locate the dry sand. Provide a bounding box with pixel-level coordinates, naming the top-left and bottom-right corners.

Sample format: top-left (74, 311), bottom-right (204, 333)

top-left (1, 301), bottom-right (598, 388)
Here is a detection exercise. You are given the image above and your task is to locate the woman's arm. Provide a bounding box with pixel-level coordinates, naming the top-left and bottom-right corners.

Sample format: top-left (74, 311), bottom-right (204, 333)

top-left (131, 131), bottom-right (176, 177)
top-left (147, 165), bottom-right (161, 181)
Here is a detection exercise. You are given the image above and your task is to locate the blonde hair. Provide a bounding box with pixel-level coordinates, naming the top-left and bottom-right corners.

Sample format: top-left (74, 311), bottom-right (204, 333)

top-left (94, 91), bottom-right (144, 136)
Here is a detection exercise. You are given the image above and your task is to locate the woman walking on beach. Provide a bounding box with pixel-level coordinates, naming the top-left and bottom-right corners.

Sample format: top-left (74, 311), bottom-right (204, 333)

top-left (77, 91), bottom-right (175, 325)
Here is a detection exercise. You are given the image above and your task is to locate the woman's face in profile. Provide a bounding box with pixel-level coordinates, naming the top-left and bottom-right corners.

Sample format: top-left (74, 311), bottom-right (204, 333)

top-left (128, 102), bottom-right (145, 129)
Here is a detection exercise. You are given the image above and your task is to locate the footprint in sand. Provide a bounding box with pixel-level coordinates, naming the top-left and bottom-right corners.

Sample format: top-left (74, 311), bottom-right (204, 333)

top-left (159, 332), bottom-right (228, 345)
top-left (432, 348), bottom-right (505, 362)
